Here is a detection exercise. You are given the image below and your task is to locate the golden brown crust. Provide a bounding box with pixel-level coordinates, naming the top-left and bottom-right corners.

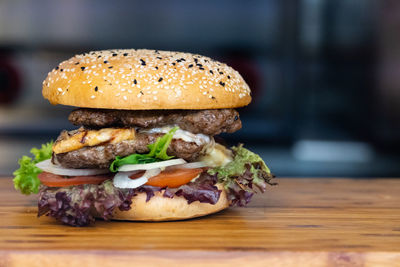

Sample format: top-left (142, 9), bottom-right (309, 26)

top-left (42, 49), bottom-right (251, 110)
top-left (112, 183), bottom-right (229, 221)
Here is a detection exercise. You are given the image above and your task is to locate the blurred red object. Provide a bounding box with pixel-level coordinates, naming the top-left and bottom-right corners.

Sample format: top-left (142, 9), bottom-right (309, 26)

top-left (0, 50), bottom-right (21, 105)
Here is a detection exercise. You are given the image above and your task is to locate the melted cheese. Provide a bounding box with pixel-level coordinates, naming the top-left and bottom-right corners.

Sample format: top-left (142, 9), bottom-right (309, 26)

top-left (53, 128), bottom-right (135, 154)
top-left (200, 143), bottom-right (233, 167)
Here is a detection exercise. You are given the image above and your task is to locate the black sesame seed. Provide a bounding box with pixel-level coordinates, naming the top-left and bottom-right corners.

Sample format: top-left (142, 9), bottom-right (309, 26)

top-left (134, 79), bottom-right (137, 84)
top-left (104, 60), bottom-right (109, 64)
top-left (156, 57), bottom-right (162, 60)
top-left (199, 67), bottom-right (205, 70)
top-left (196, 64), bottom-right (203, 67)
top-left (74, 62), bottom-right (80, 65)
top-left (123, 53), bottom-right (128, 56)
top-left (60, 69), bottom-right (63, 72)
top-left (108, 66), bottom-right (113, 69)
top-left (227, 75), bottom-right (231, 79)
top-left (140, 90), bottom-right (144, 95)
top-left (81, 67), bottom-right (86, 71)
top-left (140, 59), bottom-right (146, 66)
top-left (188, 64), bottom-right (193, 68)
top-left (55, 66), bottom-right (59, 70)
top-left (219, 71), bottom-right (223, 75)
top-left (112, 53), bottom-right (117, 56)
top-left (94, 86), bottom-right (98, 92)
top-left (155, 66), bottom-right (159, 70)
top-left (219, 81), bottom-right (225, 87)
top-left (210, 70), bottom-right (214, 74)
top-left (97, 55), bottom-right (101, 58)
top-left (172, 62), bottom-right (176, 66)
top-left (211, 96), bottom-right (216, 99)
top-left (194, 58), bottom-right (198, 63)
top-left (158, 77), bottom-right (163, 82)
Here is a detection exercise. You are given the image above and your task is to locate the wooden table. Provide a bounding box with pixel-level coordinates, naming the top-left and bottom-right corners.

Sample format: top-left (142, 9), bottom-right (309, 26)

top-left (1, 178), bottom-right (399, 266)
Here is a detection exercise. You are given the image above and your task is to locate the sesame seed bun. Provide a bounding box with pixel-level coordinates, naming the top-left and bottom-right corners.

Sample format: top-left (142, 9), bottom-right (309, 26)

top-left (42, 49), bottom-right (251, 110)
top-left (112, 183), bottom-right (229, 221)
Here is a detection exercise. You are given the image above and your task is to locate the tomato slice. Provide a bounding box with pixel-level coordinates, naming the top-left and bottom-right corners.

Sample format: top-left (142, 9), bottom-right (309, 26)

top-left (38, 172), bottom-right (113, 187)
top-left (129, 171), bottom-right (146, 179)
top-left (143, 168), bottom-right (203, 188)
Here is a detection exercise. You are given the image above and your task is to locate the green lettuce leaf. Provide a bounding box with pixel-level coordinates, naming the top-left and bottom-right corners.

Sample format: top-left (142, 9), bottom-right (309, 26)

top-left (110, 127), bottom-right (178, 172)
top-left (209, 144), bottom-right (270, 180)
top-left (13, 141), bottom-right (53, 195)
top-left (208, 144), bottom-right (275, 205)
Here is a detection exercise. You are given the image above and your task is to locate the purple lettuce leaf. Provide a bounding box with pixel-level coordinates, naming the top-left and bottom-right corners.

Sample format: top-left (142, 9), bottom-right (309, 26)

top-left (37, 173), bottom-right (221, 226)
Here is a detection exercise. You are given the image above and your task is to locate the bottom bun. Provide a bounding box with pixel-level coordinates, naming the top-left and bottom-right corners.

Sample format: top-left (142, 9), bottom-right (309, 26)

top-left (112, 183), bottom-right (229, 221)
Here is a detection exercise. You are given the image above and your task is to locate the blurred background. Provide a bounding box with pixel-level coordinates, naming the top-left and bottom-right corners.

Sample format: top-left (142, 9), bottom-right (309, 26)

top-left (0, 0), bottom-right (399, 177)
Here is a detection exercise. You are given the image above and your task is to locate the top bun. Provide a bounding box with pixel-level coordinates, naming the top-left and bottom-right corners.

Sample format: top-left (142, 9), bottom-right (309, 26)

top-left (42, 49), bottom-right (251, 110)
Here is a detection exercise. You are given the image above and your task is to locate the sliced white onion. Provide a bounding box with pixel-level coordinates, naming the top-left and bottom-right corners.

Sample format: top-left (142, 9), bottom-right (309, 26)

top-left (172, 161), bottom-right (209, 169)
top-left (118, 158), bottom-right (186, 172)
top-left (36, 159), bottom-right (110, 176)
top-left (113, 168), bottom-right (161, 189)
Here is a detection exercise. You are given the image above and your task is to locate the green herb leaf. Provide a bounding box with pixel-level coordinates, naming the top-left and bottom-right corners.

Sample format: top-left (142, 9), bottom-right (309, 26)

top-left (13, 141), bottom-right (53, 195)
top-left (109, 127), bottom-right (178, 172)
top-left (147, 126), bottom-right (178, 160)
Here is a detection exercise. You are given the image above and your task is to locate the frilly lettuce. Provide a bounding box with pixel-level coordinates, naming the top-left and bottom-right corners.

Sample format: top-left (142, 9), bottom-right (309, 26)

top-left (13, 142), bottom-right (53, 195)
top-left (208, 144), bottom-right (275, 206)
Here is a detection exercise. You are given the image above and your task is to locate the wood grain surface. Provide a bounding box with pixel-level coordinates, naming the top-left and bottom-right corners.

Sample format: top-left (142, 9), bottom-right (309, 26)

top-left (0, 178), bottom-right (399, 267)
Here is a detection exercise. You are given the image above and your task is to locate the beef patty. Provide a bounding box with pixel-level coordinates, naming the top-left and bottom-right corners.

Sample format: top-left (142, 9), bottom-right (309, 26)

top-left (52, 132), bottom-right (208, 169)
top-left (68, 108), bottom-right (241, 136)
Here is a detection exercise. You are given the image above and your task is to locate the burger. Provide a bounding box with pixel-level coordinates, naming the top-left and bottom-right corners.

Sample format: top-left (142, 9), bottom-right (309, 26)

top-left (13, 49), bottom-right (275, 226)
